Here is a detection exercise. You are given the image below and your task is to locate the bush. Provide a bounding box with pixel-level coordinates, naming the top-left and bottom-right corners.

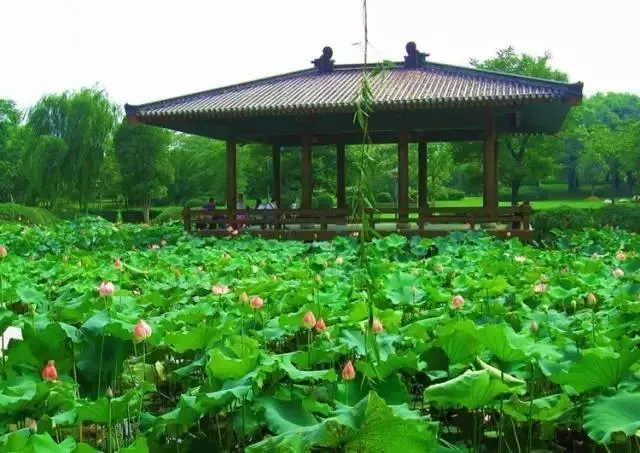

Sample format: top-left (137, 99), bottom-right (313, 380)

top-left (598, 205), bottom-right (640, 233)
top-left (0, 204), bottom-right (59, 226)
top-left (87, 209), bottom-right (163, 223)
top-left (375, 192), bottom-right (393, 203)
top-left (445, 188), bottom-right (465, 201)
top-left (152, 207), bottom-right (184, 224)
top-left (184, 198), bottom-right (209, 209)
top-left (432, 187), bottom-right (465, 201)
top-left (313, 193), bottom-right (335, 209)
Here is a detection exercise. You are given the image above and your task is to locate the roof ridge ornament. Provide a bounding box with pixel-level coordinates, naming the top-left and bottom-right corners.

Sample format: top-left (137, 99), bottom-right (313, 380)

top-left (404, 42), bottom-right (429, 69)
top-left (312, 46), bottom-right (334, 73)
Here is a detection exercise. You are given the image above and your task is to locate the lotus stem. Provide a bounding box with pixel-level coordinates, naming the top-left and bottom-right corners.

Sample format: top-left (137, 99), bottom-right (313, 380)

top-left (527, 361), bottom-right (536, 453)
top-left (97, 329), bottom-right (106, 398)
top-left (136, 341), bottom-right (146, 436)
top-left (498, 366), bottom-right (505, 453)
top-left (107, 397), bottom-right (113, 453)
top-left (307, 329), bottom-right (312, 370)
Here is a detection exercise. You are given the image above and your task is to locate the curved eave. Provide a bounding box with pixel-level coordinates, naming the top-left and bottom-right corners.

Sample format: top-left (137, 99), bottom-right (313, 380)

top-left (126, 92), bottom-right (579, 124)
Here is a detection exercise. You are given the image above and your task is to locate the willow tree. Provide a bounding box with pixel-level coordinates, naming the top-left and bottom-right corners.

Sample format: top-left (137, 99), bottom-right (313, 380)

top-left (114, 122), bottom-right (174, 223)
top-left (26, 88), bottom-right (118, 210)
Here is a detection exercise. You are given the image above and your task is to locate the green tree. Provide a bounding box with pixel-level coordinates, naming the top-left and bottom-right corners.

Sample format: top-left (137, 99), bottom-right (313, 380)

top-left (114, 122), bottom-right (174, 222)
top-left (468, 47), bottom-right (569, 204)
top-left (23, 135), bottom-right (69, 207)
top-left (577, 147), bottom-right (607, 196)
top-left (26, 88), bottom-right (118, 210)
top-left (0, 99), bottom-right (24, 202)
top-left (426, 143), bottom-right (454, 204)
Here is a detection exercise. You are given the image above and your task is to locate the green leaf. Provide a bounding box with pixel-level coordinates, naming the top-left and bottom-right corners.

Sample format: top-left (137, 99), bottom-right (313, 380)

top-left (478, 324), bottom-right (530, 362)
top-left (207, 348), bottom-right (258, 381)
top-left (120, 436), bottom-right (150, 452)
top-left (436, 320), bottom-right (481, 365)
top-left (584, 392), bottom-right (640, 444)
top-left (77, 387), bottom-right (151, 423)
top-left (549, 348), bottom-right (640, 393)
top-left (503, 394), bottom-right (572, 422)
top-left (424, 370), bottom-right (515, 410)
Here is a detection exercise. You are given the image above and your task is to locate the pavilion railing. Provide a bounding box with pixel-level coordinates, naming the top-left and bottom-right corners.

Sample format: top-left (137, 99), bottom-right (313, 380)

top-left (182, 202), bottom-right (532, 234)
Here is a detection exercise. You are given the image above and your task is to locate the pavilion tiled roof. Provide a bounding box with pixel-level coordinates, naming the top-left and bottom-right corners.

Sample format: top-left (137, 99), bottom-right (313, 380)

top-left (125, 61), bottom-right (583, 120)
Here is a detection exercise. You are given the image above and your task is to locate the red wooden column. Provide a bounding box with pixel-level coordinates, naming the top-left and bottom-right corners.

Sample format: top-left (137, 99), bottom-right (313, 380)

top-left (398, 132), bottom-right (410, 227)
top-left (272, 143), bottom-right (281, 207)
top-left (336, 142), bottom-right (346, 209)
top-left (226, 136), bottom-right (237, 226)
top-left (418, 140), bottom-right (428, 228)
top-left (301, 134), bottom-right (313, 210)
top-left (482, 115), bottom-right (498, 216)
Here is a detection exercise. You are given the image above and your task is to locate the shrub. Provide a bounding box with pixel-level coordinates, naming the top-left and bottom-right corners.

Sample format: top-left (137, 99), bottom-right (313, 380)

top-left (0, 204), bottom-right (59, 226)
top-left (598, 205), bottom-right (640, 233)
top-left (152, 207), bottom-right (184, 224)
top-left (184, 198), bottom-right (209, 209)
top-left (313, 193), bottom-right (335, 209)
top-left (375, 192), bottom-right (393, 203)
top-left (87, 209), bottom-right (163, 223)
top-left (445, 188), bottom-right (465, 201)
top-left (432, 187), bottom-right (465, 201)
top-left (531, 207), bottom-right (595, 240)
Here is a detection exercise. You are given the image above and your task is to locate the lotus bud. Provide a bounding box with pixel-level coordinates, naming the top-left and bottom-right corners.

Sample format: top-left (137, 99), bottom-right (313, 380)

top-left (303, 311), bottom-right (316, 329)
top-left (41, 360), bottom-right (58, 381)
top-left (342, 360), bottom-right (356, 380)
top-left (372, 318), bottom-right (383, 334)
top-left (315, 318), bottom-right (326, 333)
top-left (586, 293), bottom-right (597, 305)
top-left (451, 294), bottom-right (465, 310)
top-left (133, 320), bottom-right (152, 342)
top-left (529, 319), bottom-right (538, 334)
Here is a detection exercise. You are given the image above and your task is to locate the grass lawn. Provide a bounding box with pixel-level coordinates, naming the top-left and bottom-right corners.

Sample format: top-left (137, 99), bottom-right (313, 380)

top-left (435, 197), bottom-right (609, 210)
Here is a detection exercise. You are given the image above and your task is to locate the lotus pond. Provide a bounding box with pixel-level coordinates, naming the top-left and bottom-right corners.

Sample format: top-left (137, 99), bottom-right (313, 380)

top-left (0, 218), bottom-right (638, 452)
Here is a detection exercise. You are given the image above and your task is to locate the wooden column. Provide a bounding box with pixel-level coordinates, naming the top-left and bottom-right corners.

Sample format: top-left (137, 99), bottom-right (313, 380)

top-left (482, 115), bottom-right (498, 216)
top-left (418, 141), bottom-right (428, 229)
top-left (272, 143), bottom-right (281, 207)
top-left (301, 134), bottom-right (313, 210)
top-left (226, 136), bottom-right (237, 225)
top-left (336, 142), bottom-right (346, 209)
top-left (398, 132), bottom-right (410, 227)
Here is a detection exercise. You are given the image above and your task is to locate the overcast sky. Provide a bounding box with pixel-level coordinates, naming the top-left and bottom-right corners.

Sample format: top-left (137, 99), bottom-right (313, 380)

top-left (2, 0), bottom-right (638, 110)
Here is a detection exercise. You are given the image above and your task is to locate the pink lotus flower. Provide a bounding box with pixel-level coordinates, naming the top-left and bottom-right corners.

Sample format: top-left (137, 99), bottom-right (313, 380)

top-left (315, 318), bottom-right (326, 333)
top-left (506, 231), bottom-right (512, 237)
top-left (29, 419), bottom-right (37, 433)
top-left (231, 229), bottom-right (239, 236)
top-left (240, 292), bottom-right (249, 303)
top-left (612, 268), bottom-right (624, 278)
top-left (372, 318), bottom-right (383, 334)
top-left (211, 284), bottom-right (230, 295)
top-left (160, 239), bottom-right (167, 246)
top-left (196, 265), bottom-right (204, 272)
top-left (98, 281), bottom-right (115, 297)
top-left (530, 319), bottom-right (538, 334)
top-left (41, 360), bottom-right (58, 381)
top-left (451, 294), bottom-right (465, 309)
top-left (250, 296), bottom-right (264, 309)
top-left (514, 255), bottom-right (526, 263)
top-left (342, 360), bottom-right (356, 380)
top-left (586, 292), bottom-right (597, 305)
top-left (0, 245), bottom-right (7, 259)
top-left (114, 258), bottom-right (123, 270)
top-left (303, 311), bottom-right (316, 329)
top-left (151, 244), bottom-right (160, 250)
top-left (133, 319), bottom-right (152, 342)
top-left (616, 251), bottom-right (626, 261)
top-left (335, 256), bottom-right (344, 265)
top-left (534, 283), bottom-right (548, 294)
top-left (226, 226), bottom-right (234, 233)
top-left (132, 289), bottom-right (141, 296)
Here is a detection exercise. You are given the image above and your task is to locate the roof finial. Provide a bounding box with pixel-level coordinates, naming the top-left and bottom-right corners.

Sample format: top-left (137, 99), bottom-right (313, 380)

top-left (312, 46), bottom-right (334, 73)
top-left (404, 42), bottom-right (429, 68)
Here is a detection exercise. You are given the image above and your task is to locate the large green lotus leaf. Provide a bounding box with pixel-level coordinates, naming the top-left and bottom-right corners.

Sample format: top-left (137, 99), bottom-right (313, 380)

top-left (72, 442), bottom-right (99, 452)
top-left (154, 395), bottom-right (204, 429)
top-left (338, 392), bottom-right (437, 453)
top-left (336, 373), bottom-right (411, 406)
top-left (164, 325), bottom-right (217, 353)
top-left (358, 350), bottom-right (426, 379)
top-left (477, 324), bottom-right (530, 362)
top-left (385, 271), bottom-right (425, 305)
top-left (255, 397), bottom-right (319, 434)
top-left (478, 276), bottom-right (510, 296)
top-left (584, 392), bottom-right (640, 444)
top-left (207, 348), bottom-right (259, 381)
top-left (503, 394), bottom-right (572, 422)
top-left (0, 431), bottom-right (75, 453)
top-left (81, 311), bottom-right (134, 341)
top-left (549, 347), bottom-right (640, 393)
top-left (248, 392), bottom-right (436, 453)
top-left (16, 286), bottom-right (46, 308)
top-left (338, 330), bottom-right (398, 361)
top-left (265, 353), bottom-right (337, 383)
top-left (424, 370), bottom-right (514, 410)
top-left (0, 379), bottom-right (50, 415)
top-left (119, 436), bottom-right (149, 453)
top-left (401, 316), bottom-right (447, 341)
top-left (436, 319), bottom-right (481, 365)
top-left (76, 385), bottom-right (153, 423)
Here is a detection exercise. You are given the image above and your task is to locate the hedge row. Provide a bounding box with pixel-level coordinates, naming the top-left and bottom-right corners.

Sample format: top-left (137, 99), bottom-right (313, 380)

top-left (531, 205), bottom-right (640, 241)
top-left (87, 209), bottom-right (164, 223)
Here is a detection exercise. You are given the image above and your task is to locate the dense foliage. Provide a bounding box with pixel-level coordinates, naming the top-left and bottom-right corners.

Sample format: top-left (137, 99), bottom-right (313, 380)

top-left (0, 220), bottom-right (638, 451)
